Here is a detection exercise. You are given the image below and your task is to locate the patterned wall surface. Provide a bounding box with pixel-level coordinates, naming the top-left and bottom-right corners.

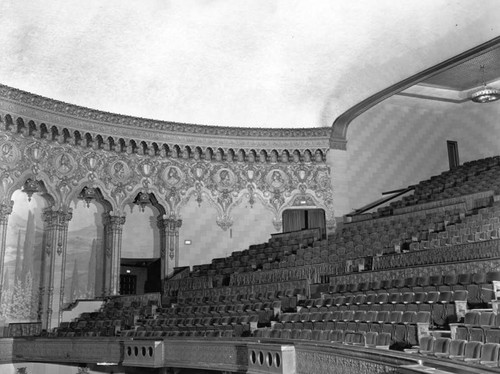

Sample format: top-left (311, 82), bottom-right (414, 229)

top-left (179, 198), bottom-right (275, 267)
top-left (343, 95), bottom-right (500, 215)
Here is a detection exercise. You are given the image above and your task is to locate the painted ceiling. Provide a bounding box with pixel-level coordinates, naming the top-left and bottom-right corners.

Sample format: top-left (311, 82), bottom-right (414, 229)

top-left (0, 0), bottom-right (499, 129)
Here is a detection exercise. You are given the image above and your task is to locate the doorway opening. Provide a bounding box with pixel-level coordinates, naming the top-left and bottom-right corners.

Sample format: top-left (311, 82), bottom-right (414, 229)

top-left (120, 258), bottom-right (161, 295)
top-left (282, 208), bottom-right (326, 238)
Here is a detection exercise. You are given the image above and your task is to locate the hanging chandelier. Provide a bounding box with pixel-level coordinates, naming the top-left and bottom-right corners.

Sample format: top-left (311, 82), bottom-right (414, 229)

top-left (470, 65), bottom-right (500, 103)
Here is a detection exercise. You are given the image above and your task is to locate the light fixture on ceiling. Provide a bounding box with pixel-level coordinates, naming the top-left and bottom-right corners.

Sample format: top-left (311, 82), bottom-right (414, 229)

top-left (470, 65), bottom-right (500, 103)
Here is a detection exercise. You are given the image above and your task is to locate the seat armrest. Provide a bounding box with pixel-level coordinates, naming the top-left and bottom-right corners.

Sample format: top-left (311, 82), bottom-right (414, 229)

top-left (464, 358), bottom-right (481, 363)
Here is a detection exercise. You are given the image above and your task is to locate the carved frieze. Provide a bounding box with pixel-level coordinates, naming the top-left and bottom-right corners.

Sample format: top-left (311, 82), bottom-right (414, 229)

top-left (296, 351), bottom-right (397, 374)
top-left (1, 123), bottom-right (334, 232)
top-left (0, 84), bottom-right (337, 154)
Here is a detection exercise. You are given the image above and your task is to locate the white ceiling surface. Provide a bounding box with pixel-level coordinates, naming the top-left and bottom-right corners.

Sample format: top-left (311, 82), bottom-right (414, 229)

top-left (0, 1), bottom-right (499, 129)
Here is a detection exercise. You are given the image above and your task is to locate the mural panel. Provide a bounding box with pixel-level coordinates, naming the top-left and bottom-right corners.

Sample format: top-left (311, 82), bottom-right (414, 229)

top-left (65, 200), bottom-right (106, 303)
top-left (2, 190), bottom-right (46, 324)
top-left (121, 204), bottom-right (161, 259)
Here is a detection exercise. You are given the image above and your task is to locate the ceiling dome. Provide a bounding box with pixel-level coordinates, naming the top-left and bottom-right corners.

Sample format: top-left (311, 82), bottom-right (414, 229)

top-left (0, 0), bottom-right (499, 128)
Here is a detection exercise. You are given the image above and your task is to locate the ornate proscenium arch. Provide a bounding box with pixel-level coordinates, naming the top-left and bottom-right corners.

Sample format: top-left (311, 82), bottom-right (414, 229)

top-left (331, 35), bottom-right (500, 149)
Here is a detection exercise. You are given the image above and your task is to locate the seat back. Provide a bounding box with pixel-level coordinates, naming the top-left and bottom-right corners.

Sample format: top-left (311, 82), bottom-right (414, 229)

top-left (480, 343), bottom-right (500, 363)
top-left (389, 311), bottom-right (403, 324)
top-left (433, 337), bottom-right (451, 355)
top-left (402, 292), bottom-right (415, 304)
top-left (419, 336), bottom-right (435, 353)
top-left (401, 311), bottom-right (417, 324)
top-left (479, 311), bottom-right (495, 327)
top-left (464, 341), bottom-right (483, 359)
top-left (464, 311), bottom-right (480, 325)
top-left (365, 331), bottom-right (378, 346)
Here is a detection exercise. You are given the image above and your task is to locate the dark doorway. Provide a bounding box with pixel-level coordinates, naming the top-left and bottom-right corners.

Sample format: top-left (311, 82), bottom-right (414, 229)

top-left (120, 274), bottom-right (137, 295)
top-left (282, 208), bottom-right (326, 238)
top-left (120, 258), bottom-right (161, 295)
top-left (447, 140), bottom-right (460, 170)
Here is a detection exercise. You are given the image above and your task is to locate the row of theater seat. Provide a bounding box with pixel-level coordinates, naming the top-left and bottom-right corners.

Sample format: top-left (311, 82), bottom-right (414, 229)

top-left (452, 310), bottom-right (500, 344)
top-left (408, 337), bottom-right (500, 367)
top-left (161, 300), bottom-right (282, 318)
top-left (272, 310), bottom-right (429, 347)
top-left (191, 230), bottom-right (321, 277)
top-left (52, 319), bottom-right (124, 337)
top-left (304, 290), bottom-right (467, 309)
top-left (137, 314), bottom-right (258, 336)
top-left (299, 291), bottom-right (463, 327)
top-left (335, 212), bottom-right (499, 259)
top-left (122, 329), bottom-right (237, 338)
top-left (176, 288), bottom-right (301, 307)
top-left (395, 156), bottom-right (500, 210)
top-left (339, 205), bottom-right (499, 248)
top-left (254, 328), bottom-right (392, 349)
top-left (329, 272), bottom-right (500, 307)
top-left (341, 207), bottom-right (466, 237)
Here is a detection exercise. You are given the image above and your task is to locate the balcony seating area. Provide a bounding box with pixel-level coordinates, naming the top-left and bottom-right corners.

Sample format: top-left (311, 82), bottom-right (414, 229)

top-left (382, 155), bottom-right (500, 216)
top-left (450, 310), bottom-right (500, 344)
top-left (50, 299), bottom-right (158, 337)
top-left (406, 337), bottom-right (500, 367)
top-left (334, 205), bottom-right (500, 266)
top-left (329, 271), bottom-right (500, 310)
top-left (34, 154), bottom-right (500, 370)
top-left (190, 229), bottom-right (323, 278)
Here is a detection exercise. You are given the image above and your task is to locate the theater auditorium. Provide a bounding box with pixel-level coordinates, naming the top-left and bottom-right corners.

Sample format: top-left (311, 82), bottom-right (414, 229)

top-left (1, 2), bottom-right (500, 373)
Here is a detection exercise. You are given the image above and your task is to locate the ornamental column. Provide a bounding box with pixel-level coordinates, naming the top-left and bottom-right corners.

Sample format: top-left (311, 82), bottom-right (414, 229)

top-left (158, 216), bottom-right (182, 281)
top-left (40, 207), bottom-right (72, 330)
top-left (103, 212), bottom-right (126, 296)
top-left (0, 201), bottom-right (13, 308)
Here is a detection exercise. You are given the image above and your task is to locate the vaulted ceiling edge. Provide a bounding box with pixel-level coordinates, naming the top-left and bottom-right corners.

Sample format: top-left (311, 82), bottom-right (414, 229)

top-left (0, 84), bottom-right (333, 151)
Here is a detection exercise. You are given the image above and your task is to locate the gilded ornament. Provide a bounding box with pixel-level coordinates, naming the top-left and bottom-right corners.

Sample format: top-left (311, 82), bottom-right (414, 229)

top-left (0, 140), bottom-right (20, 165)
top-left (54, 152), bottom-right (75, 175)
top-left (162, 165), bottom-right (184, 188)
top-left (214, 168), bottom-right (236, 190)
top-left (266, 169), bottom-right (288, 191)
top-left (109, 160), bottom-right (131, 183)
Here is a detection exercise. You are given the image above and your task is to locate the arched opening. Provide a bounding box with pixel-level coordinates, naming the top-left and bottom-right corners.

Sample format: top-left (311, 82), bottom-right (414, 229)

top-left (67, 188), bottom-right (111, 302)
top-left (120, 194), bottom-right (164, 295)
top-left (3, 189), bottom-right (50, 325)
top-left (282, 208), bottom-right (326, 239)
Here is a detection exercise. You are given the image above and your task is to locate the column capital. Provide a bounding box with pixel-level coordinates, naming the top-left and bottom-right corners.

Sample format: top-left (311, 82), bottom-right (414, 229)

top-left (42, 207), bottom-right (73, 225)
top-left (160, 217), bottom-right (182, 232)
top-left (0, 201), bottom-right (14, 224)
top-left (102, 212), bottom-right (126, 228)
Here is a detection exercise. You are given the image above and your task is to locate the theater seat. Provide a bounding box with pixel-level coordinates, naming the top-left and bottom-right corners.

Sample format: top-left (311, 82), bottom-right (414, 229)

top-left (418, 336), bottom-right (435, 355)
top-left (462, 341), bottom-right (483, 362)
top-left (479, 343), bottom-right (500, 367)
top-left (432, 337), bottom-right (451, 357)
top-left (447, 339), bottom-right (466, 360)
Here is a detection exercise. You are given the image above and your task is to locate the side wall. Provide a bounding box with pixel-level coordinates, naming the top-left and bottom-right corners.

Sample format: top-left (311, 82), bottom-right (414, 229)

top-left (0, 128), bottom-right (334, 327)
top-left (333, 95), bottom-right (500, 216)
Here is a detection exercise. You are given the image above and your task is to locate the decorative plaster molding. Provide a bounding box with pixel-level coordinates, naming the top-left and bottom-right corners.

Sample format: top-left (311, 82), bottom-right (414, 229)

top-left (296, 350), bottom-right (398, 374)
top-left (331, 36), bottom-right (500, 149)
top-left (0, 84), bottom-right (332, 154)
top-left (0, 130), bottom-right (334, 236)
